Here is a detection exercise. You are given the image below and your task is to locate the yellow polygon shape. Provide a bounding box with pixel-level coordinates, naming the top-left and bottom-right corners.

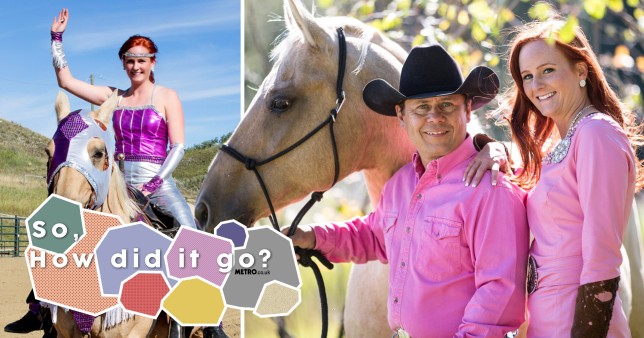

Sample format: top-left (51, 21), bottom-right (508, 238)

top-left (162, 277), bottom-right (226, 326)
top-left (253, 281), bottom-right (301, 318)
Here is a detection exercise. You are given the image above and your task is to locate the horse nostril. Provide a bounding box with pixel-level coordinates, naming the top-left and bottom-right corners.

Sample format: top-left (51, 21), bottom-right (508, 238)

top-left (194, 201), bottom-right (210, 232)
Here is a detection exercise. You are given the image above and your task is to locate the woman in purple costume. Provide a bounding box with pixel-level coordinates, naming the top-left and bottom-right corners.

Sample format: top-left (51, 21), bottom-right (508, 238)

top-left (51, 9), bottom-right (197, 230)
top-left (4, 8), bottom-right (201, 338)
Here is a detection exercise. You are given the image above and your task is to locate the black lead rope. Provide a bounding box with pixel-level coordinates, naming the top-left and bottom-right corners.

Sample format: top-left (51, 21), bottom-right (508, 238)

top-left (220, 27), bottom-right (346, 338)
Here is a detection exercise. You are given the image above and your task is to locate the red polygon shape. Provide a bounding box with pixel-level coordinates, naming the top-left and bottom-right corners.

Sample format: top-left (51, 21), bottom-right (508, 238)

top-left (119, 272), bottom-right (170, 318)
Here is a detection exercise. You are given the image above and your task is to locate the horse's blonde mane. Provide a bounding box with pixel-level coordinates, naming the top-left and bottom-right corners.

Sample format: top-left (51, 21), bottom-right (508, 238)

top-left (105, 167), bottom-right (140, 223)
top-left (270, 16), bottom-right (380, 76)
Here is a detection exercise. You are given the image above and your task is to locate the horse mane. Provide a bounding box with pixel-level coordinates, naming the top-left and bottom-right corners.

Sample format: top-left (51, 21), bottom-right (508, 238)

top-left (270, 15), bottom-right (407, 75)
top-left (105, 167), bottom-right (141, 223)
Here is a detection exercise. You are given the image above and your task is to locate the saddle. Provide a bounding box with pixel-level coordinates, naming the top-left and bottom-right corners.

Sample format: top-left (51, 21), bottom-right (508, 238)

top-left (127, 185), bottom-right (181, 238)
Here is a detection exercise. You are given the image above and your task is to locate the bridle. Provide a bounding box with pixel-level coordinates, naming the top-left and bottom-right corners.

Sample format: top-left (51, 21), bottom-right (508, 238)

top-left (220, 27), bottom-right (347, 338)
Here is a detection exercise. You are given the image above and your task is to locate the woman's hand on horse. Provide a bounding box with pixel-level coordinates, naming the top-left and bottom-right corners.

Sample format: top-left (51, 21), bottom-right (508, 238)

top-left (281, 226), bottom-right (316, 259)
top-left (51, 8), bottom-right (68, 33)
top-left (463, 142), bottom-right (510, 187)
top-left (137, 184), bottom-right (152, 197)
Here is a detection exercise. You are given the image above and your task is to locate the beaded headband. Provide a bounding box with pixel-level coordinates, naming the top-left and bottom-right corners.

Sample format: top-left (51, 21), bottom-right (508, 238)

top-left (121, 51), bottom-right (155, 59)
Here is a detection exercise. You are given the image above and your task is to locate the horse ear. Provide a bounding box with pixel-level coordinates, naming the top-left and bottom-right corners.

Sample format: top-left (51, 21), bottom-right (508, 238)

top-left (284, 0), bottom-right (329, 49)
top-left (94, 90), bottom-right (119, 126)
top-left (55, 90), bottom-right (71, 122)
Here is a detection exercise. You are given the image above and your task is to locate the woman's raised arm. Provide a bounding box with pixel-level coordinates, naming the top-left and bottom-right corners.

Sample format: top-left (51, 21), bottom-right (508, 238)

top-left (50, 8), bottom-right (114, 106)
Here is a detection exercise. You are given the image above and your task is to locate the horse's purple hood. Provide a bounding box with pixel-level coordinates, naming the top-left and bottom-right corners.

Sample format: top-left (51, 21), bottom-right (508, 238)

top-left (48, 110), bottom-right (115, 208)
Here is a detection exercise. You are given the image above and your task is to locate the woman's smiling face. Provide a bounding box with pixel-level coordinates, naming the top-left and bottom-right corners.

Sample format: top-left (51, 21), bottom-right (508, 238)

top-left (518, 39), bottom-right (587, 123)
top-left (122, 46), bottom-right (155, 84)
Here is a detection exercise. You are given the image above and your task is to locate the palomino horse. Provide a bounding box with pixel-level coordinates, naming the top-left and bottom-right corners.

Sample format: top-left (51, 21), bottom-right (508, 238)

top-left (196, 0), bottom-right (644, 336)
top-left (195, 0), bottom-right (410, 336)
top-left (45, 91), bottom-right (170, 338)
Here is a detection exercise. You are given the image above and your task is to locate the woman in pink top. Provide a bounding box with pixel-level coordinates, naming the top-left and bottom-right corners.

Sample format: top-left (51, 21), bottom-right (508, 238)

top-left (503, 19), bottom-right (643, 337)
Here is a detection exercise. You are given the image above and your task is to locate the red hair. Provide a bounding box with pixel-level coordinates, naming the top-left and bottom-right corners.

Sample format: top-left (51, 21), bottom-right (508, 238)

top-left (503, 20), bottom-right (643, 190)
top-left (118, 35), bottom-right (158, 83)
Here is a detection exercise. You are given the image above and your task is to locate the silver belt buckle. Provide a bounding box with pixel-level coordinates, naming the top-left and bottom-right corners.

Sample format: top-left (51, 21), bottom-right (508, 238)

top-left (504, 329), bottom-right (519, 338)
top-left (394, 328), bottom-right (410, 338)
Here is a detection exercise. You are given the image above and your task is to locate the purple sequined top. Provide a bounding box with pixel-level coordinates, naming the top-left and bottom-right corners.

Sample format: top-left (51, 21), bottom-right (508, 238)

top-left (113, 105), bottom-right (168, 164)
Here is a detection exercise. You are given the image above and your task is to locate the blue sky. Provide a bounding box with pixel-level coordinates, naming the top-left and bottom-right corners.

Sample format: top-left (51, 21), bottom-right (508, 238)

top-left (0, 0), bottom-right (241, 147)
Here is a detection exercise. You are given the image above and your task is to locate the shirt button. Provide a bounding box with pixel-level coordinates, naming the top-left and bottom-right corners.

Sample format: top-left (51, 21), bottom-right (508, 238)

top-left (401, 262), bottom-right (406, 268)
top-left (394, 297), bottom-right (399, 304)
top-left (416, 193), bottom-right (422, 200)
top-left (436, 174), bottom-right (442, 180)
top-left (406, 227), bottom-right (411, 233)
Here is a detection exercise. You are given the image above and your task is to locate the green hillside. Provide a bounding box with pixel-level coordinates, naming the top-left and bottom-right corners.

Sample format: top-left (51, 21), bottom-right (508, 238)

top-left (174, 134), bottom-right (231, 202)
top-left (0, 119), bottom-right (50, 217)
top-left (0, 119), bottom-right (50, 174)
top-left (0, 118), bottom-right (228, 216)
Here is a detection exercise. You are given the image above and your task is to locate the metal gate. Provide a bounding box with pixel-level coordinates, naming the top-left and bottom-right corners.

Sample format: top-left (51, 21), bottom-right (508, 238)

top-left (0, 215), bottom-right (28, 257)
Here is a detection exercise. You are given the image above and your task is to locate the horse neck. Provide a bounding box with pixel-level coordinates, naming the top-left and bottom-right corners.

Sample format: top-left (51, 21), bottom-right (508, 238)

top-left (99, 168), bottom-right (138, 223)
top-left (346, 37), bottom-right (414, 205)
top-left (360, 119), bottom-right (414, 205)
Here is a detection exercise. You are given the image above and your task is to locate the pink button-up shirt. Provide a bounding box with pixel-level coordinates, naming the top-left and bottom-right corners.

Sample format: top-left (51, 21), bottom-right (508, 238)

top-left (314, 137), bottom-right (529, 337)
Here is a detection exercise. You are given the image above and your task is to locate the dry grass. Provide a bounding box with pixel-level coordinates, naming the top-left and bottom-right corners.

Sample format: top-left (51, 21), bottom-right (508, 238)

top-left (0, 174), bottom-right (47, 217)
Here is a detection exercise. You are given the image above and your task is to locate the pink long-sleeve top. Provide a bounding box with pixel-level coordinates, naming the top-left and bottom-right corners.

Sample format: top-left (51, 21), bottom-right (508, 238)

top-left (528, 114), bottom-right (636, 288)
top-left (313, 136), bottom-right (529, 337)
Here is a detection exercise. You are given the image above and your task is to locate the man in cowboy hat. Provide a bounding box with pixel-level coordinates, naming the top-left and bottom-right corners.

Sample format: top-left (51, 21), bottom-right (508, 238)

top-left (289, 44), bottom-right (529, 337)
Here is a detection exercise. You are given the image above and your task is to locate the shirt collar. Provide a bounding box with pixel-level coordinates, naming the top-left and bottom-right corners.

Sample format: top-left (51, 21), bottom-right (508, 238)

top-left (412, 134), bottom-right (476, 180)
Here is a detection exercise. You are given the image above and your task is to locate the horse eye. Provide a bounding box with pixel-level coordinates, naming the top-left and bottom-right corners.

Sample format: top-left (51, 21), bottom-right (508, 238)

top-left (93, 150), bottom-right (104, 159)
top-left (270, 96), bottom-right (292, 113)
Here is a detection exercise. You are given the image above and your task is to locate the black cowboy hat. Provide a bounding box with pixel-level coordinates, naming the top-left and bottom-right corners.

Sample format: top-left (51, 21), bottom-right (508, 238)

top-left (363, 44), bottom-right (500, 116)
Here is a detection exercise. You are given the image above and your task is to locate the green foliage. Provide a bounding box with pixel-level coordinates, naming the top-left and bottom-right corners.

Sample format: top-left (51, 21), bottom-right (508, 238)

top-left (396, 0), bottom-right (412, 11)
top-left (382, 13), bottom-right (403, 31)
top-left (559, 16), bottom-right (580, 43)
top-left (583, 0), bottom-right (607, 19)
top-left (318, 0), bottom-right (334, 9)
top-left (529, 2), bottom-right (557, 20)
top-left (188, 132), bottom-right (232, 150)
top-left (356, 1), bottom-right (375, 16)
top-left (607, 0), bottom-right (624, 12)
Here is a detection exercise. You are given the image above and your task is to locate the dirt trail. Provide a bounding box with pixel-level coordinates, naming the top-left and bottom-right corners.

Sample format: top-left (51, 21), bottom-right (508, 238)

top-left (0, 257), bottom-right (39, 338)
